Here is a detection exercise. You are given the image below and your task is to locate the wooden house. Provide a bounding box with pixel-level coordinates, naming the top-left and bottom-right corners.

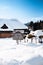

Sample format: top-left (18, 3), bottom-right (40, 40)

top-left (0, 19), bottom-right (29, 38)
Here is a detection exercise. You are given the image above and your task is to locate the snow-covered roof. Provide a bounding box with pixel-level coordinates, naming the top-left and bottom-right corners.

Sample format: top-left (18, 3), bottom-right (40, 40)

top-left (0, 19), bottom-right (28, 30)
top-left (0, 29), bottom-right (13, 31)
top-left (30, 30), bottom-right (35, 34)
top-left (30, 30), bottom-right (43, 36)
top-left (33, 30), bottom-right (43, 36)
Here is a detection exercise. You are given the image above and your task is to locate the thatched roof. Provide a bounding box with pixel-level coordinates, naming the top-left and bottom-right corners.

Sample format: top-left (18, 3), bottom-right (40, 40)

top-left (0, 19), bottom-right (28, 30)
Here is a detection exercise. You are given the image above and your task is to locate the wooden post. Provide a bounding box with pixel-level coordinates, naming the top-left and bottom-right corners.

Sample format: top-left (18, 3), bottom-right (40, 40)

top-left (16, 40), bottom-right (19, 45)
top-left (35, 37), bottom-right (37, 43)
top-left (31, 38), bottom-right (32, 43)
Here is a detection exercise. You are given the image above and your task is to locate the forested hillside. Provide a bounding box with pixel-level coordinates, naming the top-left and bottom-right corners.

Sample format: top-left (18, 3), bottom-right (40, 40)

top-left (25, 20), bottom-right (43, 31)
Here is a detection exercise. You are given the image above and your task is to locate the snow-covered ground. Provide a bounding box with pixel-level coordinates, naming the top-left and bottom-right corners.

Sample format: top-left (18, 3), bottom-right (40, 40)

top-left (0, 30), bottom-right (43, 65)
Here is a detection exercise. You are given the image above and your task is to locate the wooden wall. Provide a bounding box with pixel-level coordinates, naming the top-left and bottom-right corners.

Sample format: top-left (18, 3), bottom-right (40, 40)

top-left (0, 31), bottom-right (13, 38)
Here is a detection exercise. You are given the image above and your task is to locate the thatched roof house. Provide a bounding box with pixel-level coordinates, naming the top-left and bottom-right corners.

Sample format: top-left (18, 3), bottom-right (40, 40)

top-left (0, 19), bottom-right (28, 38)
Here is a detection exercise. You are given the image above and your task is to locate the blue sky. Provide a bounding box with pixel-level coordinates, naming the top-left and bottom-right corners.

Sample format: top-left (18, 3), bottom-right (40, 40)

top-left (0, 0), bottom-right (43, 23)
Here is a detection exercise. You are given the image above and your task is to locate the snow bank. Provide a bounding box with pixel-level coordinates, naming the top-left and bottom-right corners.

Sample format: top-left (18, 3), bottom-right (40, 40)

top-left (22, 55), bottom-right (43, 65)
top-left (0, 38), bottom-right (43, 65)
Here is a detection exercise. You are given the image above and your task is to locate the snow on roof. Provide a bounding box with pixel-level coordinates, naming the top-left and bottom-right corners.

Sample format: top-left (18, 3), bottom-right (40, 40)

top-left (34, 30), bottom-right (43, 36)
top-left (30, 30), bottom-right (35, 34)
top-left (0, 29), bottom-right (13, 31)
top-left (30, 30), bottom-right (43, 36)
top-left (0, 19), bottom-right (28, 30)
